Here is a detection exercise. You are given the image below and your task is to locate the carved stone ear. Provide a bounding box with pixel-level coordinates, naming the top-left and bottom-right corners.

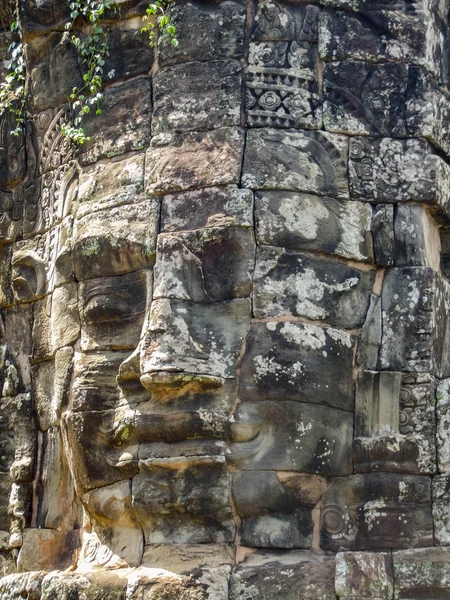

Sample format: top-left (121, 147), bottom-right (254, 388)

top-left (11, 250), bottom-right (46, 303)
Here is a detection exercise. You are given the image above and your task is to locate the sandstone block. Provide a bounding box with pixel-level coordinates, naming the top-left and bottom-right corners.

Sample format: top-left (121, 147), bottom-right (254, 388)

top-left (79, 270), bottom-right (147, 351)
top-left (72, 200), bottom-right (158, 280)
top-left (146, 128), bottom-right (245, 194)
top-left (158, 1), bottom-right (246, 67)
top-left (433, 475), bottom-right (450, 545)
top-left (154, 227), bottom-right (255, 302)
top-left (140, 298), bottom-right (251, 381)
top-left (349, 137), bottom-right (450, 219)
top-left (242, 128), bottom-right (349, 198)
top-left (255, 191), bottom-right (373, 262)
top-left (160, 186), bottom-right (253, 232)
top-left (318, 4), bottom-right (445, 79)
top-left (232, 471), bottom-right (313, 549)
top-left (324, 61), bottom-right (408, 137)
top-left (335, 551), bottom-right (394, 600)
top-left (133, 457), bottom-right (234, 544)
top-left (76, 153), bottom-right (146, 220)
top-left (228, 400), bottom-right (353, 475)
top-left (153, 60), bottom-right (242, 133)
top-left (17, 528), bottom-right (79, 573)
top-left (238, 321), bottom-right (355, 411)
top-left (392, 547), bottom-right (450, 599)
top-left (379, 267), bottom-right (450, 377)
top-left (229, 551), bottom-right (336, 600)
top-left (79, 78), bottom-right (152, 166)
top-left (321, 474), bottom-right (433, 551)
top-left (253, 246), bottom-right (374, 328)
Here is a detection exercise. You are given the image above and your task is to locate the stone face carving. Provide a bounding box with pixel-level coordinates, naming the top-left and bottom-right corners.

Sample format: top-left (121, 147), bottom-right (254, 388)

top-left (2, 0), bottom-right (450, 597)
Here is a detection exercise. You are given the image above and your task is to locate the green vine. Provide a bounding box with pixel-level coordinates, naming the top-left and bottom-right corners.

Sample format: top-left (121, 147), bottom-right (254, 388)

top-left (0, 17), bottom-right (26, 137)
top-left (61, 0), bottom-right (117, 144)
top-left (142, 1), bottom-right (178, 48)
top-left (1, 0), bottom-right (178, 145)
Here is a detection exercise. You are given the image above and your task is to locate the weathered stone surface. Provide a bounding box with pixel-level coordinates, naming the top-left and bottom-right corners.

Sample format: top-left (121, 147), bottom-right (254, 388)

top-left (437, 378), bottom-right (450, 473)
top-left (4, 304), bottom-right (33, 388)
top-left (379, 268), bottom-right (450, 377)
top-left (232, 471), bottom-right (313, 549)
top-left (76, 153), bottom-right (146, 219)
top-left (354, 371), bottom-right (436, 475)
top-left (141, 544), bottom-right (234, 573)
top-left (433, 475), bottom-right (450, 545)
top-left (128, 566), bottom-right (230, 600)
top-left (335, 551), bottom-right (394, 600)
top-left (253, 246), bottom-right (374, 328)
top-left (24, 32), bottom-right (83, 113)
top-left (36, 426), bottom-right (79, 530)
top-left (393, 547), bottom-right (450, 599)
top-left (17, 528), bottom-right (79, 573)
top-left (0, 393), bottom-right (36, 483)
top-left (72, 200), bottom-right (158, 280)
top-left (355, 371), bottom-right (401, 438)
top-left (394, 204), bottom-right (441, 270)
top-left (238, 321), bottom-right (355, 411)
top-left (324, 61), bottom-right (408, 136)
top-left (318, 4), bottom-right (445, 78)
top-left (357, 294), bottom-right (382, 370)
top-left (79, 77), bottom-right (152, 166)
top-left (242, 128), bottom-right (349, 198)
top-left (0, 187), bottom-right (24, 242)
top-left (255, 191), bottom-right (373, 262)
top-left (406, 66), bottom-right (450, 155)
top-left (51, 283), bottom-right (80, 350)
top-left (62, 409), bottom-right (139, 494)
top-left (153, 60), bottom-right (242, 133)
top-left (103, 21), bottom-right (154, 84)
top-left (321, 474), bottom-right (433, 551)
top-left (18, 0), bottom-right (71, 38)
top-left (0, 571), bottom-right (46, 600)
top-left (3, 0), bottom-right (450, 592)
top-left (79, 271), bottom-right (147, 351)
top-left (133, 457), bottom-right (234, 544)
top-left (154, 228), bottom-right (255, 302)
top-left (158, 1), bottom-right (246, 67)
top-left (253, 1), bottom-right (320, 43)
top-left (349, 137), bottom-right (450, 218)
top-left (160, 186), bottom-right (253, 232)
top-left (229, 551), bottom-right (336, 600)
top-left (71, 350), bottom-right (139, 412)
top-left (146, 128), bottom-right (245, 194)
top-left (228, 400), bottom-right (353, 475)
top-left (11, 223), bottom-right (73, 303)
top-left (82, 480), bottom-right (144, 567)
top-left (41, 570), bottom-right (128, 600)
top-left (140, 298), bottom-right (251, 381)
top-left (371, 205), bottom-right (395, 267)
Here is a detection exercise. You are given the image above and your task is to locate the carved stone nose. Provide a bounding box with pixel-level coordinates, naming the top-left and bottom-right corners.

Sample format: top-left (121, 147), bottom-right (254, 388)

top-left (116, 348), bottom-right (142, 390)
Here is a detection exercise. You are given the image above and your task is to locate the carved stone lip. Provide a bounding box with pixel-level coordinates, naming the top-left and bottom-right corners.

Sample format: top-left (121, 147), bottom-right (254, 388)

top-left (140, 371), bottom-right (224, 396)
top-left (113, 410), bottom-right (229, 447)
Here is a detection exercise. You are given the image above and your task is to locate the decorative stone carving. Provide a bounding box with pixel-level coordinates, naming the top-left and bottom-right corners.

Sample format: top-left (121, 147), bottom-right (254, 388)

top-left (242, 128), bottom-right (349, 198)
top-left (321, 474), bottom-right (433, 551)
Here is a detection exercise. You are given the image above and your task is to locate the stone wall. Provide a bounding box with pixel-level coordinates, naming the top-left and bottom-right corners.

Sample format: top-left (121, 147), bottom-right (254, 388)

top-left (1, 0), bottom-right (450, 598)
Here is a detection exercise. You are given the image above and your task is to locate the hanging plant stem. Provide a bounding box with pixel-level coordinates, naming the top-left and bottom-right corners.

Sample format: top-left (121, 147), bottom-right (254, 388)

top-left (0, 14), bottom-right (26, 137)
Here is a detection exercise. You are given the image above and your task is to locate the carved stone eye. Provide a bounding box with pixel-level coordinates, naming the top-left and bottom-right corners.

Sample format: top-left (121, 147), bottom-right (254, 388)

top-left (11, 252), bottom-right (46, 302)
top-left (83, 294), bottom-right (130, 325)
